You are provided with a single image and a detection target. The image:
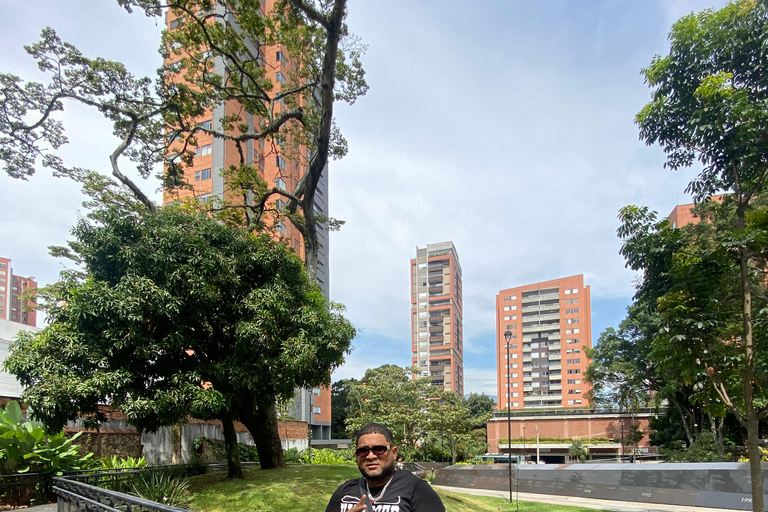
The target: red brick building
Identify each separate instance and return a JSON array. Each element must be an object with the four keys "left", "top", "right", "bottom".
[
  {"left": 0, "top": 257, "right": 37, "bottom": 327},
  {"left": 487, "top": 409, "right": 656, "bottom": 463},
  {"left": 496, "top": 275, "right": 591, "bottom": 410}
]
